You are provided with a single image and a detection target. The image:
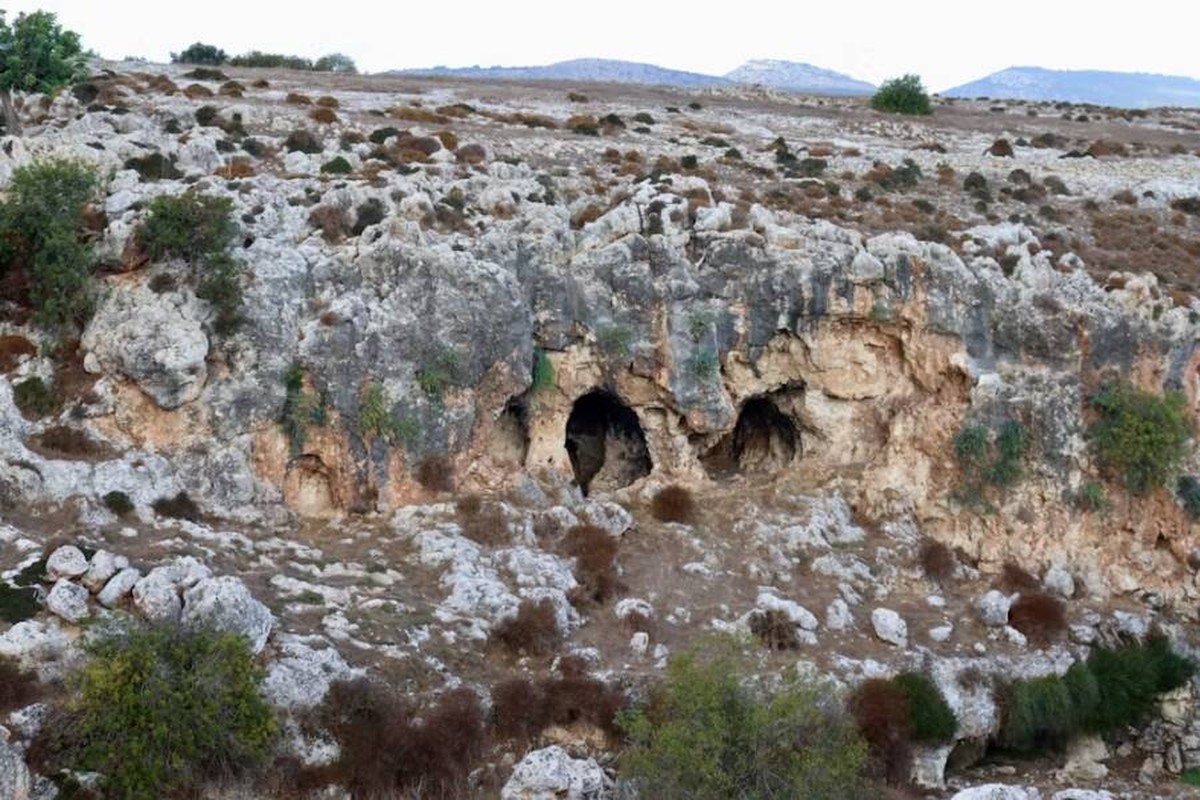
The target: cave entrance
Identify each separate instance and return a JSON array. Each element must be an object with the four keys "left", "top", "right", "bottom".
[
  {"left": 702, "top": 393, "right": 801, "bottom": 478},
  {"left": 487, "top": 397, "right": 530, "bottom": 467},
  {"left": 565, "top": 389, "right": 652, "bottom": 494}
]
